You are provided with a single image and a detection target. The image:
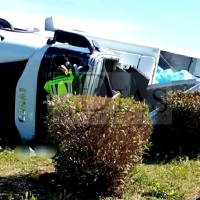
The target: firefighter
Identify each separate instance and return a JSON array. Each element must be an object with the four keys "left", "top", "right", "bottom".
[
  {"left": 44, "top": 58, "right": 75, "bottom": 97},
  {"left": 44, "top": 55, "right": 86, "bottom": 97}
]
